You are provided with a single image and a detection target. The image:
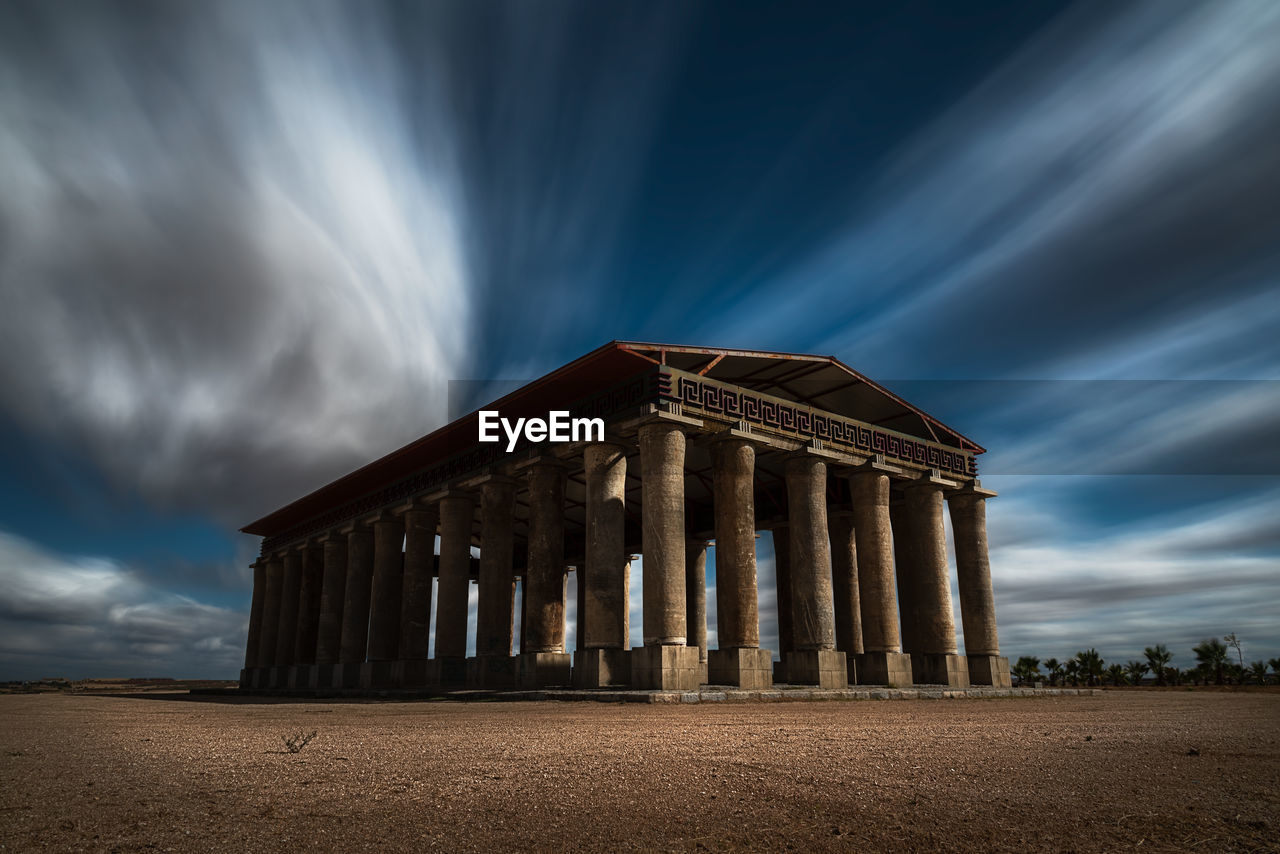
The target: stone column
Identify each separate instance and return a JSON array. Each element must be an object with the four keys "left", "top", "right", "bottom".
[
  {"left": 772, "top": 525, "right": 794, "bottom": 661},
  {"left": 782, "top": 455, "right": 846, "bottom": 688},
  {"left": 707, "top": 437, "right": 771, "bottom": 688},
  {"left": 576, "top": 443, "right": 631, "bottom": 687},
  {"left": 848, "top": 470, "right": 912, "bottom": 686},
  {"left": 634, "top": 421, "right": 700, "bottom": 690},
  {"left": 397, "top": 506, "right": 438, "bottom": 687},
  {"left": 336, "top": 525, "right": 374, "bottom": 688},
  {"left": 241, "top": 560, "right": 266, "bottom": 688},
  {"left": 889, "top": 499, "right": 922, "bottom": 655},
  {"left": 948, "top": 486, "right": 1010, "bottom": 687},
  {"left": 433, "top": 492, "right": 475, "bottom": 684},
  {"left": 470, "top": 478, "right": 517, "bottom": 687},
  {"left": 274, "top": 550, "right": 303, "bottom": 686},
  {"left": 903, "top": 478, "right": 968, "bottom": 687},
  {"left": 829, "top": 513, "right": 863, "bottom": 685},
  {"left": 256, "top": 557, "right": 284, "bottom": 673},
  {"left": 291, "top": 546, "right": 323, "bottom": 685},
  {"left": 520, "top": 461, "right": 571, "bottom": 687},
  {"left": 362, "top": 516, "right": 405, "bottom": 688},
  {"left": 685, "top": 539, "right": 708, "bottom": 666},
  {"left": 315, "top": 533, "right": 348, "bottom": 670}
]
